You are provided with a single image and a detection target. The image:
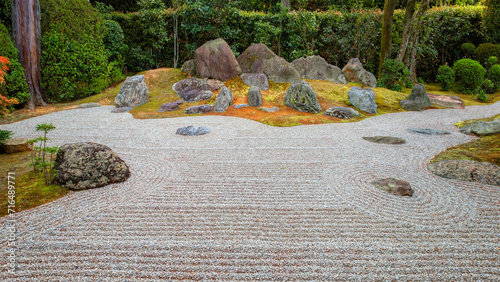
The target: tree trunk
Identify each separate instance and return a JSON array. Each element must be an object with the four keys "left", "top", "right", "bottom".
[
  {"left": 12, "top": 0, "right": 46, "bottom": 110},
  {"left": 378, "top": 0, "right": 397, "bottom": 79},
  {"left": 397, "top": 0, "right": 429, "bottom": 83},
  {"left": 397, "top": 0, "right": 416, "bottom": 63}
]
